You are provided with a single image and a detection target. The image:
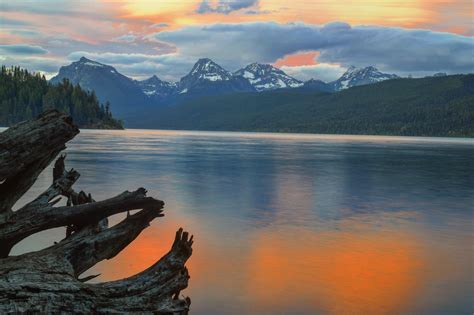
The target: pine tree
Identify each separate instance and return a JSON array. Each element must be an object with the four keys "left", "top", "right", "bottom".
[{"left": 0, "top": 66, "right": 122, "bottom": 129}]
